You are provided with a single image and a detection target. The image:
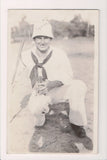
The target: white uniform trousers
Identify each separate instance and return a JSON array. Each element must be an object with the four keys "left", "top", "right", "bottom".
[{"left": 47, "top": 79, "right": 87, "bottom": 126}]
